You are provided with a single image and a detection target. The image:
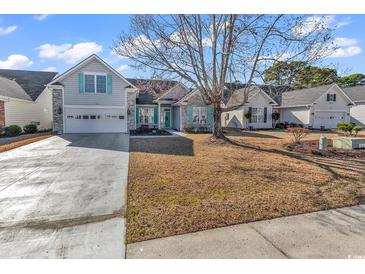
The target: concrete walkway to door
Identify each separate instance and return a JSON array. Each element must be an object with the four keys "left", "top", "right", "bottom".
[
  {"left": 127, "top": 204, "right": 365, "bottom": 259},
  {"left": 0, "top": 133, "right": 129, "bottom": 259}
]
